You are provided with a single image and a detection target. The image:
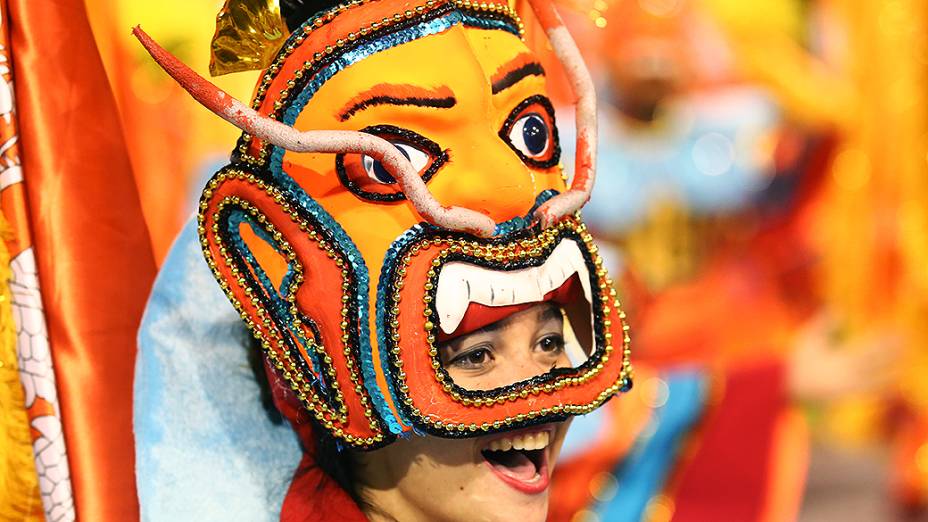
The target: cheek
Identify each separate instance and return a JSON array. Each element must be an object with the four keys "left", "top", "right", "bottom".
[{"left": 549, "top": 420, "right": 573, "bottom": 468}]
